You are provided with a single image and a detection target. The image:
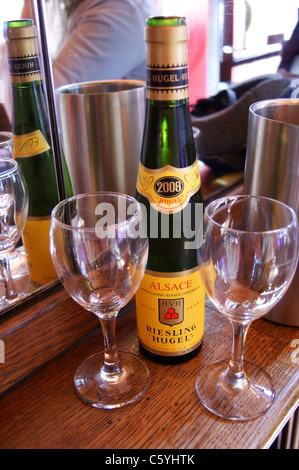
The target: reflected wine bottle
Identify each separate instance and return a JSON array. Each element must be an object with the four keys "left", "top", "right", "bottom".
[
  {"left": 4, "top": 19, "right": 72, "bottom": 286},
  {"left": 135, "top": 16, "right": 205, "bottom": 363}
]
